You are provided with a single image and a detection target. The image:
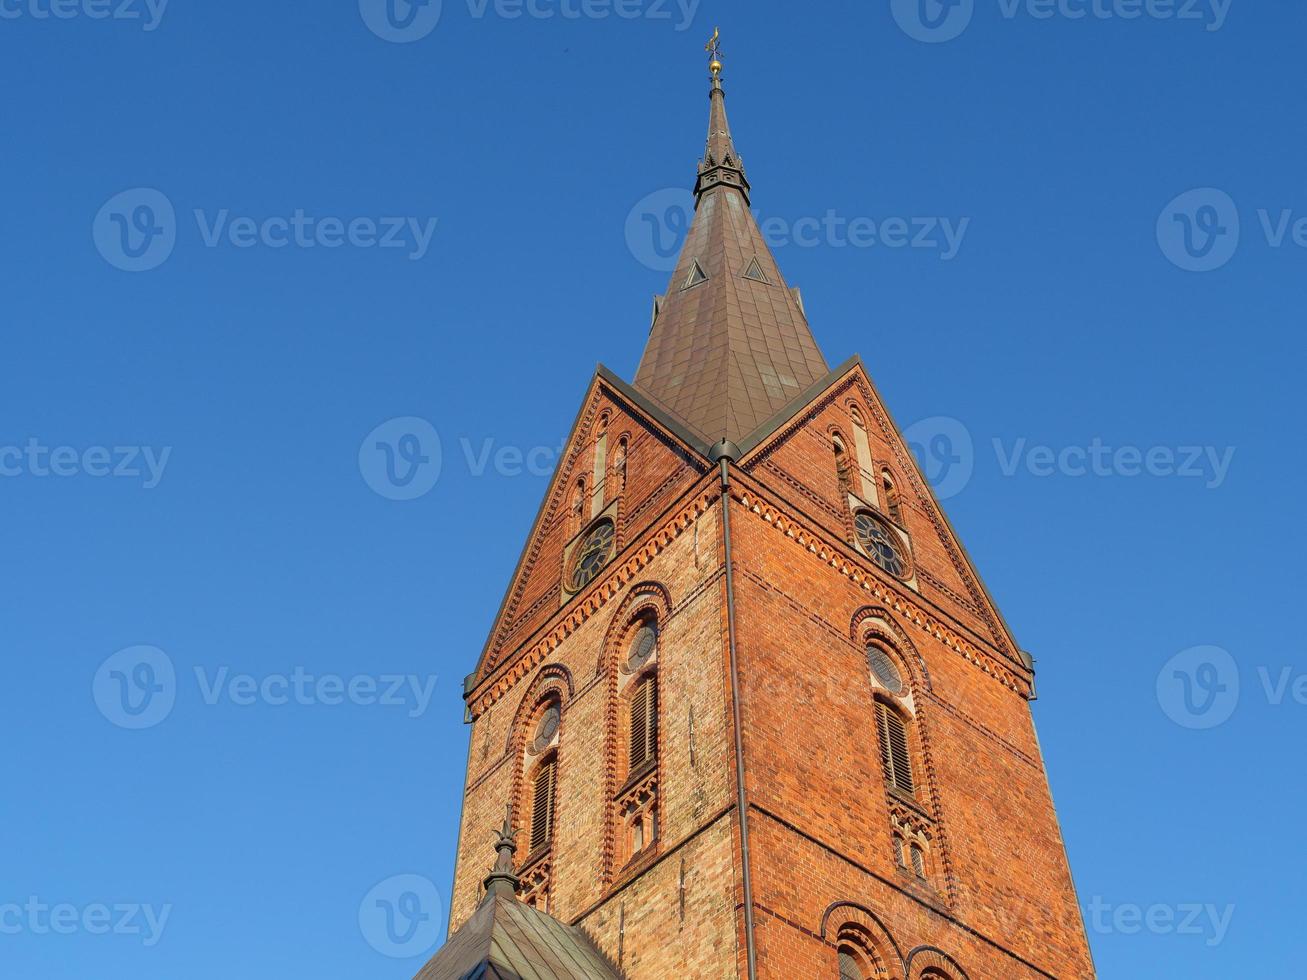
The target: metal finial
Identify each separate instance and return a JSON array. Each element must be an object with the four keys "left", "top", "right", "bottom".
[
  {"left": 482, "top": 806, "right": 521, "bottom": 898},
  {"left": 705, "top": 27, "right": 723, "bottom": 76}
]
